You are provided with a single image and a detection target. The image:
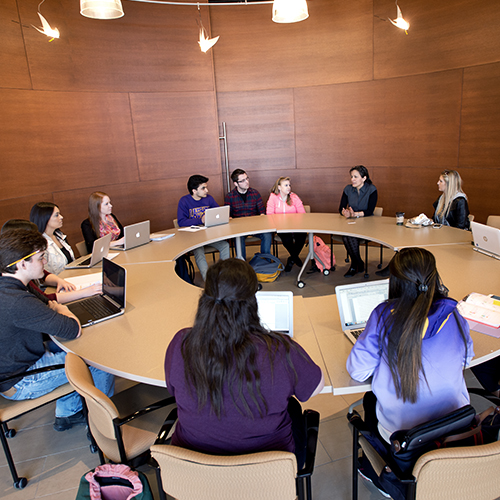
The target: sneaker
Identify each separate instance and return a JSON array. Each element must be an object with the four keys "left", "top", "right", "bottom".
[
  {"left": 358, "top": 468, "right": 391, "bottom": 498},
  {"left": 53, "top": 410, "right": 86, "bottom": 432}
]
